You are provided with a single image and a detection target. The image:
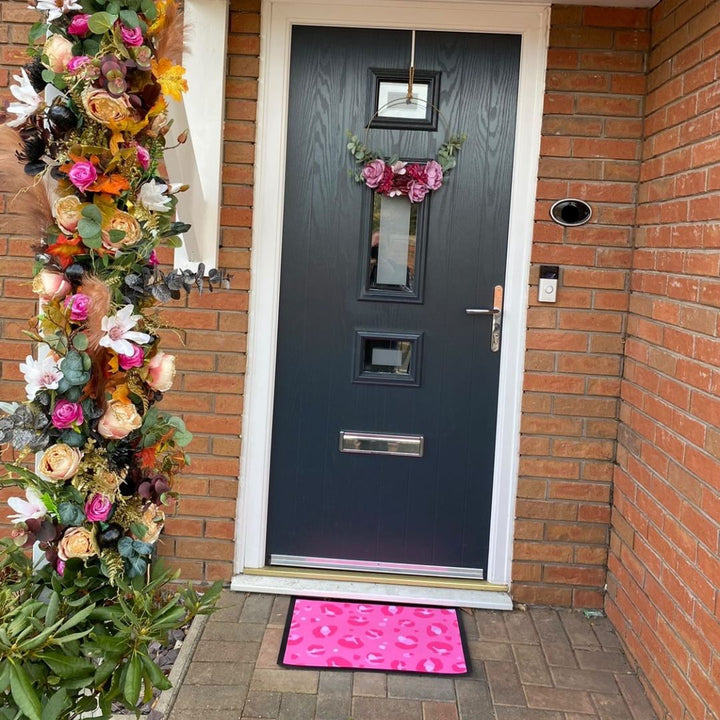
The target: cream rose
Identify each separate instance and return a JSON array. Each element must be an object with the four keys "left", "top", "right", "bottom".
[
  {"left": 97, "top": 401, "right": 142, "bottom": 440},
  {"left": 82, "top": 88, "right": 131, "bottom": 126},
  {"left": 58, "top": 527, "right": 97, "bottom": 561},
  {"left": 39, "top": 444, "right": 83, "bottom": 482},
  {"left": 147, "top": 351, "right": 176, "bottom": 392},
  {"left": 137, "top": 503, "right": 165, "bottom": 544},
  {"left": 43, "top": 35, "right": 74, "bottom": 73},
  {"left": 32, "top": 270, "right": 71, "bottom": 300},
  {"left": 102, "top": 210, "right": 141, "bottom": 251},
  {"left": 53, "top": 195, "right": 85, "bottom": 234}
]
